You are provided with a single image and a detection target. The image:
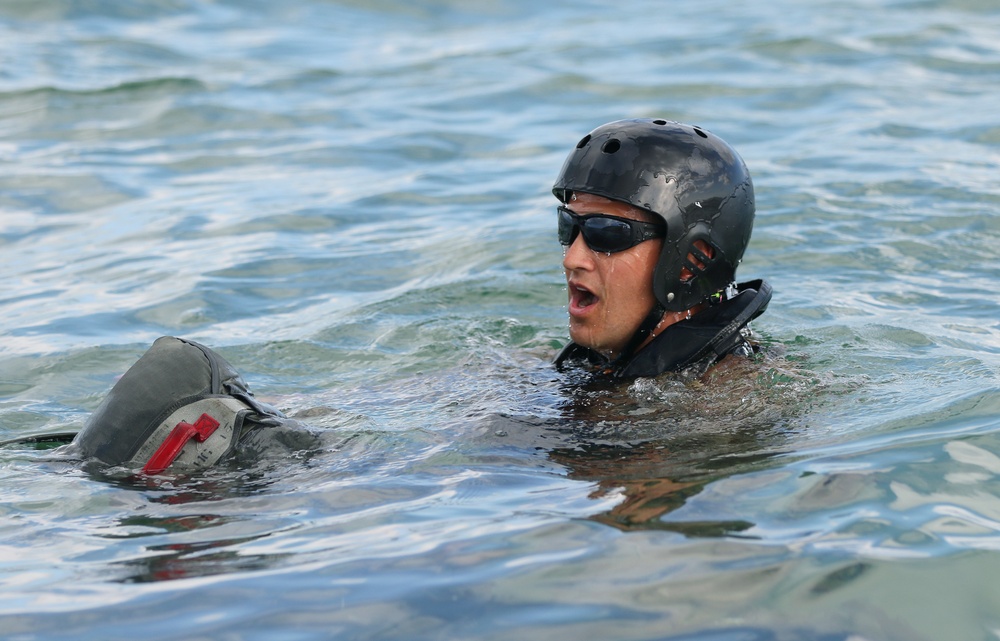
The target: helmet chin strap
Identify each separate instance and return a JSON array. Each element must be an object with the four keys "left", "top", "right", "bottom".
[
  {"left": 610, "top": 284, "right": 731, "bottom": 369},
  {"left": 611, "top": 303, "right": 666, "bottom": 368}
]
